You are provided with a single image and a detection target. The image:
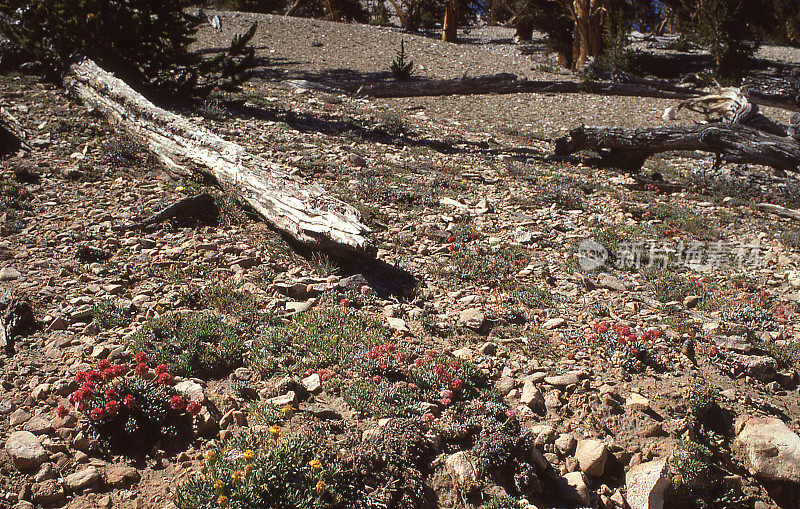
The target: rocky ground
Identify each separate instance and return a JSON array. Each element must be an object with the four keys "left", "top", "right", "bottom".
[{"left": 2, "top": 11, "right": 800, "bottom": 509}]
